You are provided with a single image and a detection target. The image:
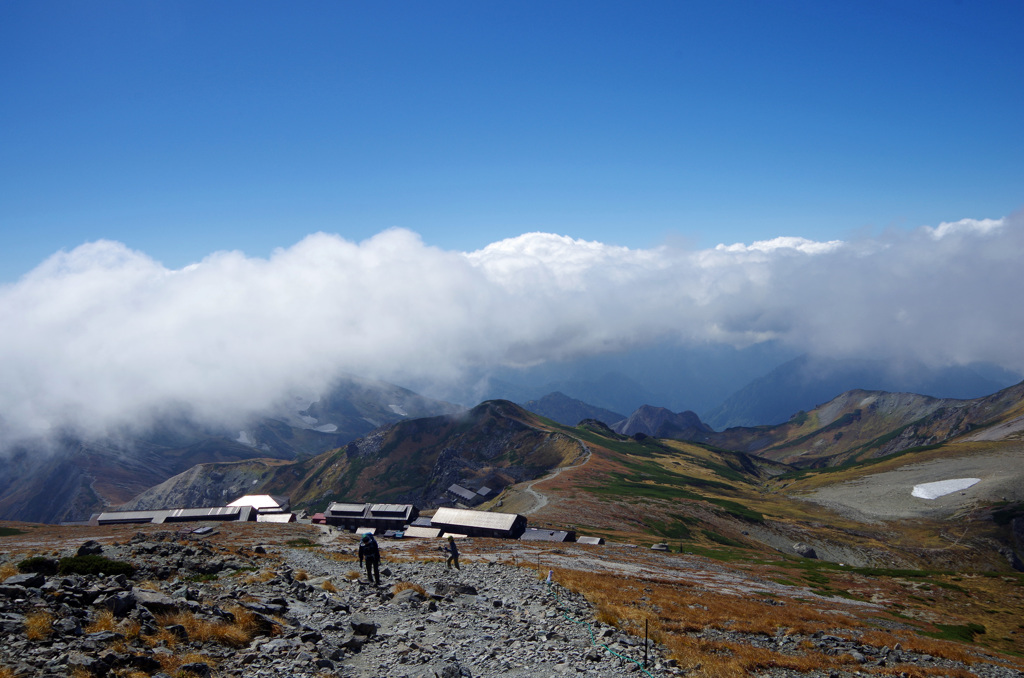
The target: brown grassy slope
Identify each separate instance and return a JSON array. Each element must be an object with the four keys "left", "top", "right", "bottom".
[
  {"left": 494, "top": 418, "right": 1023, "bottom": 575},
  {"left": 706, "top": 380, "right": 1024, "bottom": 468}
]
